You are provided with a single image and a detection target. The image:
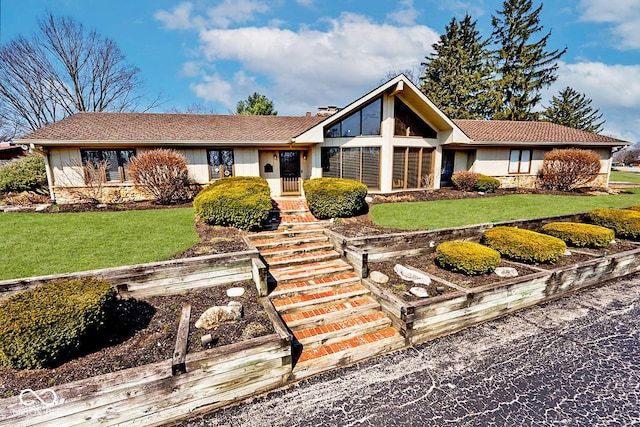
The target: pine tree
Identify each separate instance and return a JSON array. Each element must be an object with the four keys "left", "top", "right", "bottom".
[
  {"left": 235, "top": 92, "right": 277, "bottom": 116},
  {"left": 420, "top": 14, "right": 494, "bottom": 119},
  {"left": 542, "top": 87, "right": 604, "bottom": 133},
  {"left": 491, "top": 0, "right": 566, "bottom": 121}
]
